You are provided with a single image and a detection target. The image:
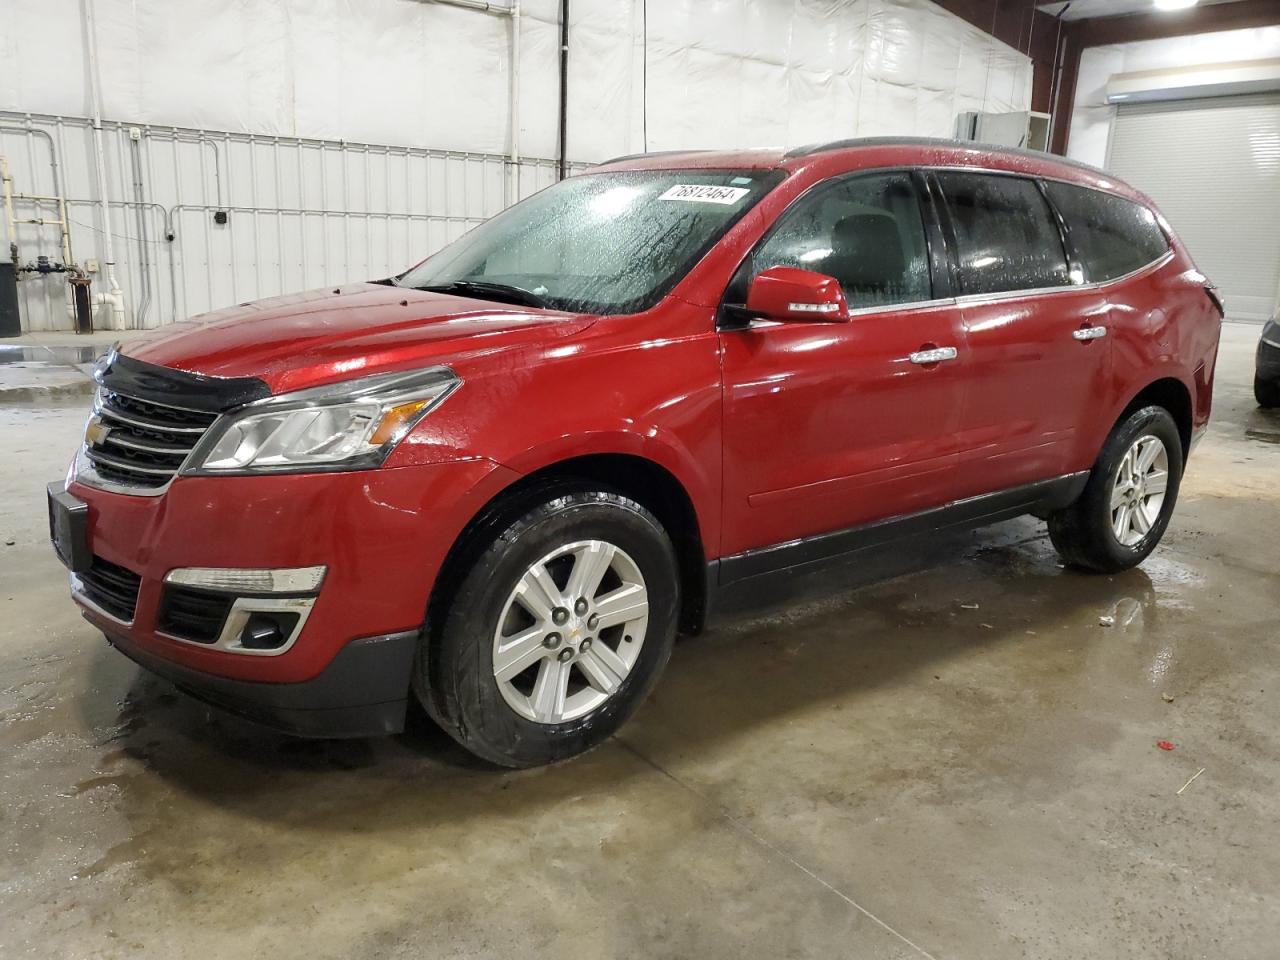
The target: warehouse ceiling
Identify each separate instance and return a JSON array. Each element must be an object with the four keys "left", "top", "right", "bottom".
[{"left": 1036, "top": 0, "right": 1249, "bottom": 19}]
